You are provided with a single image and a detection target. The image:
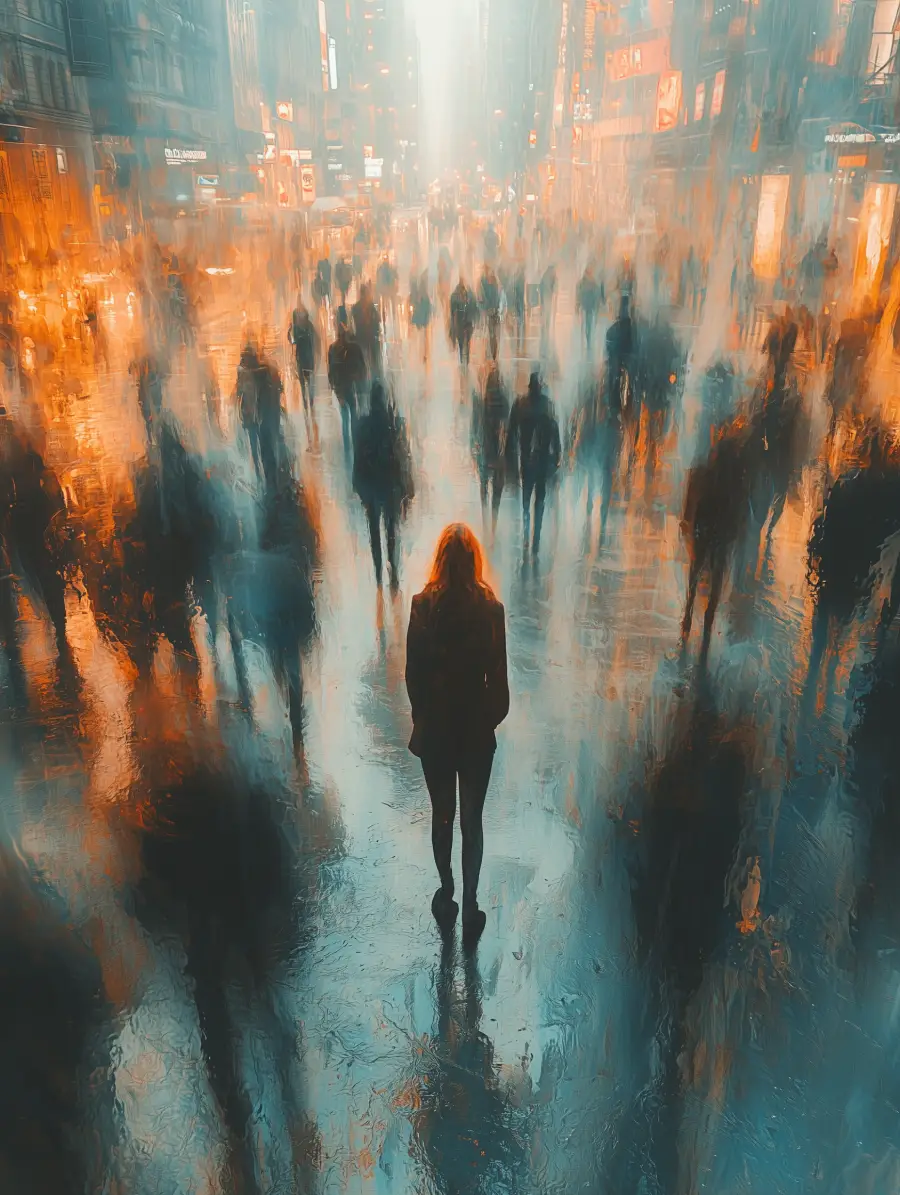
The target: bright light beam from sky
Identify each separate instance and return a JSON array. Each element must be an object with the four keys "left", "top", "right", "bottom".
[{"left": 410, "top": 0, "right": 478, "bottom": 180}]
